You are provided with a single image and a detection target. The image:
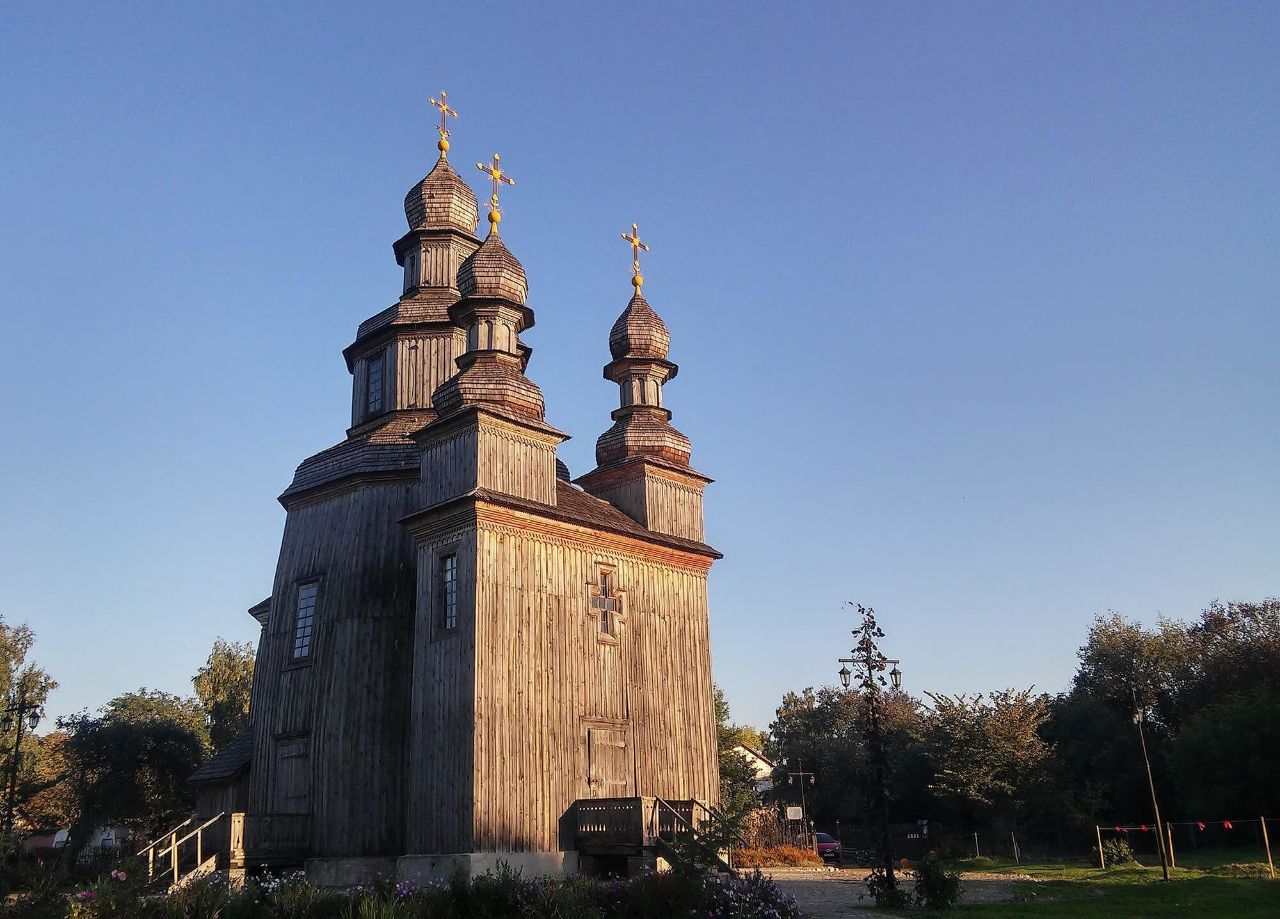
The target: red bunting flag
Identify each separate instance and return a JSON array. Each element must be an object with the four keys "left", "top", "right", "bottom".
[
  {"left": 1197, "top": 822, "right": 1206, "bottom": 831},
  {"left": 1141, "top": 824, "right": 1149, "bottom": 832},
  {"left": 1224, "top": 820, "right": 1233, "bottom": 830}
]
